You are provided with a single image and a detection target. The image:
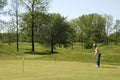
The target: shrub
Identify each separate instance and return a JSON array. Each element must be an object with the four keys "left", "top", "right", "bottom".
[{"left": 84, "top": 42, "right": 93, "bottom": 49}]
